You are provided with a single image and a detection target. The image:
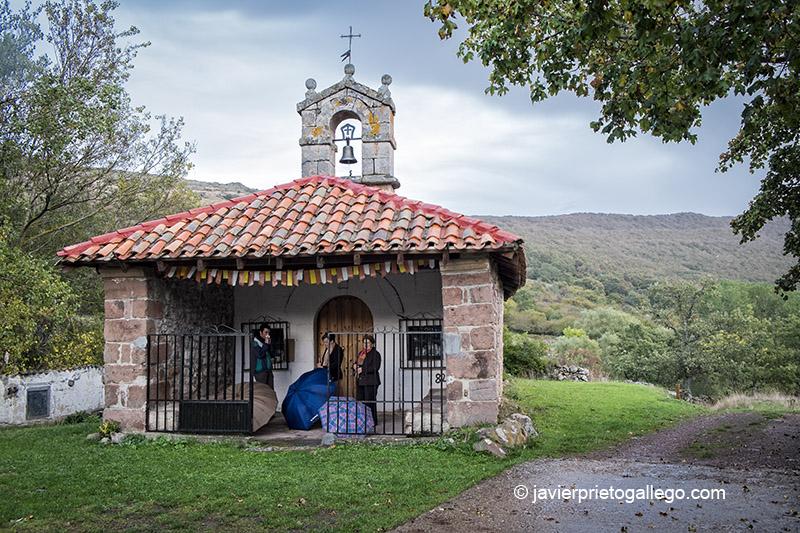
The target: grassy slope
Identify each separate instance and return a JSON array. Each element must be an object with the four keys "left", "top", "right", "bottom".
[{"left": 0, "top": 381, "right": 703, "bottom": 532}]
